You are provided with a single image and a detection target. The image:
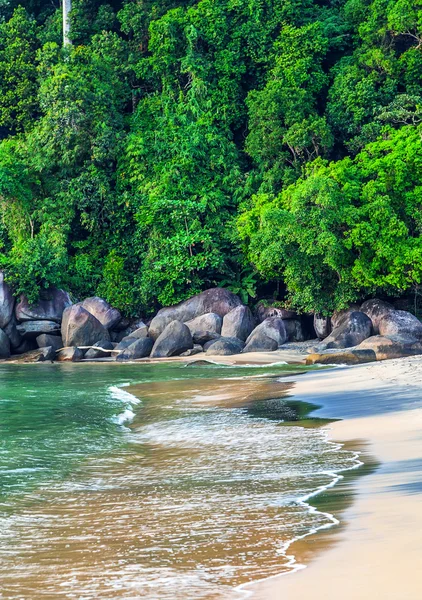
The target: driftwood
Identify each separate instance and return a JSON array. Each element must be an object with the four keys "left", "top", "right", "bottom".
[{"left": 57, "top": 345, "right": 120, "bottom": 354}]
